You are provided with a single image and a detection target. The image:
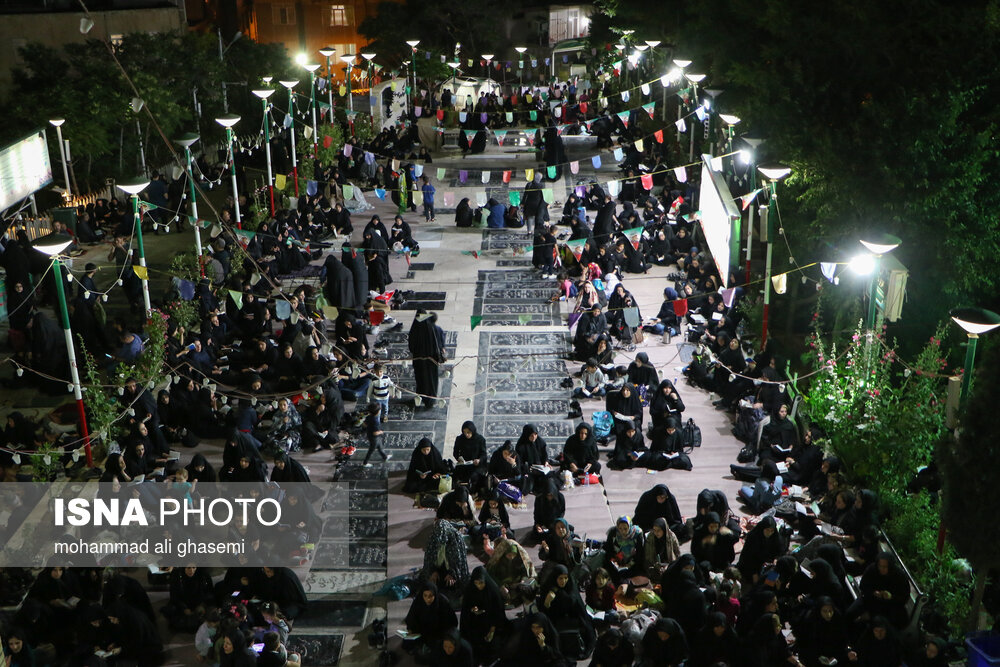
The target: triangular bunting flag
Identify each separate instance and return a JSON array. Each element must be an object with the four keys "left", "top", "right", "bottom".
[
  {"left": 821, "top": 263, "right": 838, "bottom": 283},
  {"left": 674, "top": 167, "right": 687, "bottom": 183},
  {"left": 547, "top": 166, "right": 557, "bottom": 178},
  {"left": 228, "top": 290, "right": 244, "bottom": 311},
  {"left": 471, "top": 315, "right": 483, "bottom": 330},
  {"left": 740, "top": 188, "right": 764, "bottom": 210},
  {"left": 342, "top": 184, "right": 354, "bottom": 200},
  {"left": 721, "top": 288, "right": 736, "bottom": 308},
  {"left": 375, "top": 188, "right": 386, "bottom": 200},
  {"left": 132, "top": 265, "right": 148, "bottom": 280},
  {"left": 675, "top": 119, "right": 686, "bottom": 133},
  {"left": 635, "top": 139, "right": 644, "bottom": 152},
  {"left": 772, "top": 273, "right": 788, "bottom": 295},
  {"left": 495, "top": 129, "right": 507, "bottom": 146},
  {"left": 526, "top": 133, "right": 535, "bottom": 146},
  {"left": 695, "top": 107, "right": 708, "bottom": 122},
  {"left": 654, "top": 129, "right": 664, "bottom": 143},
  {"left": 617, "top": 111, "right": 629, "bottom": 128},
  {"left": 518, "top": 314, "right": 532, "bottom": 325},
  {"left": 570, "top": 161, "right": 579, "bottom": 174},
  {"left": 566, "top": 238, "right": 586, "bottom": 259}
]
